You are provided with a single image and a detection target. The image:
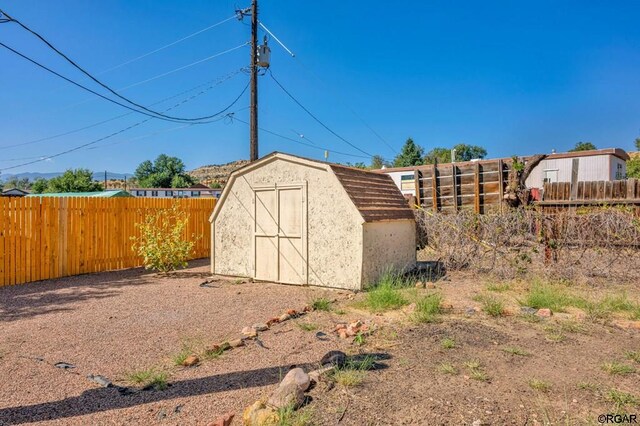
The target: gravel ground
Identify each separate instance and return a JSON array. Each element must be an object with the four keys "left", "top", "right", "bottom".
[{"left": 0, "top": 260, "right": 353, "bottom": 425}]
